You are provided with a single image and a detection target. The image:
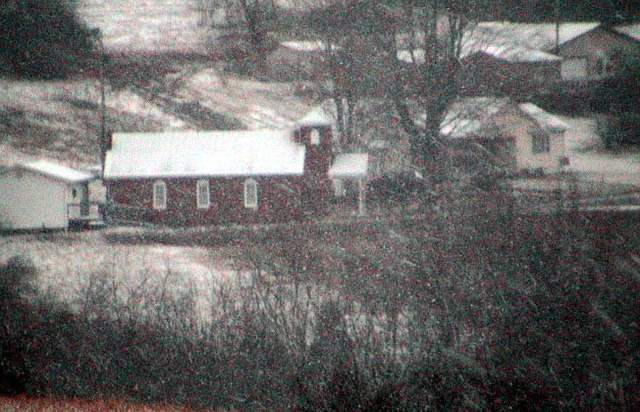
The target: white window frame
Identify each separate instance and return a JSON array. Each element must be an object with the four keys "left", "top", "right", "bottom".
[
  {"left": 244, "top": 178, "right": 258, "bottom": 209},
  {"left": 310, "top": 128, "right": 320, "bottom": 145},
  {"left": 531, "top": 130, "right": 550, "bottom": 154},
  {"left": 196, "top": 179, "right": 210, "bottom": 209},
  {"left": 153, "top": 180, "right": 167, "bottom": 210}
]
